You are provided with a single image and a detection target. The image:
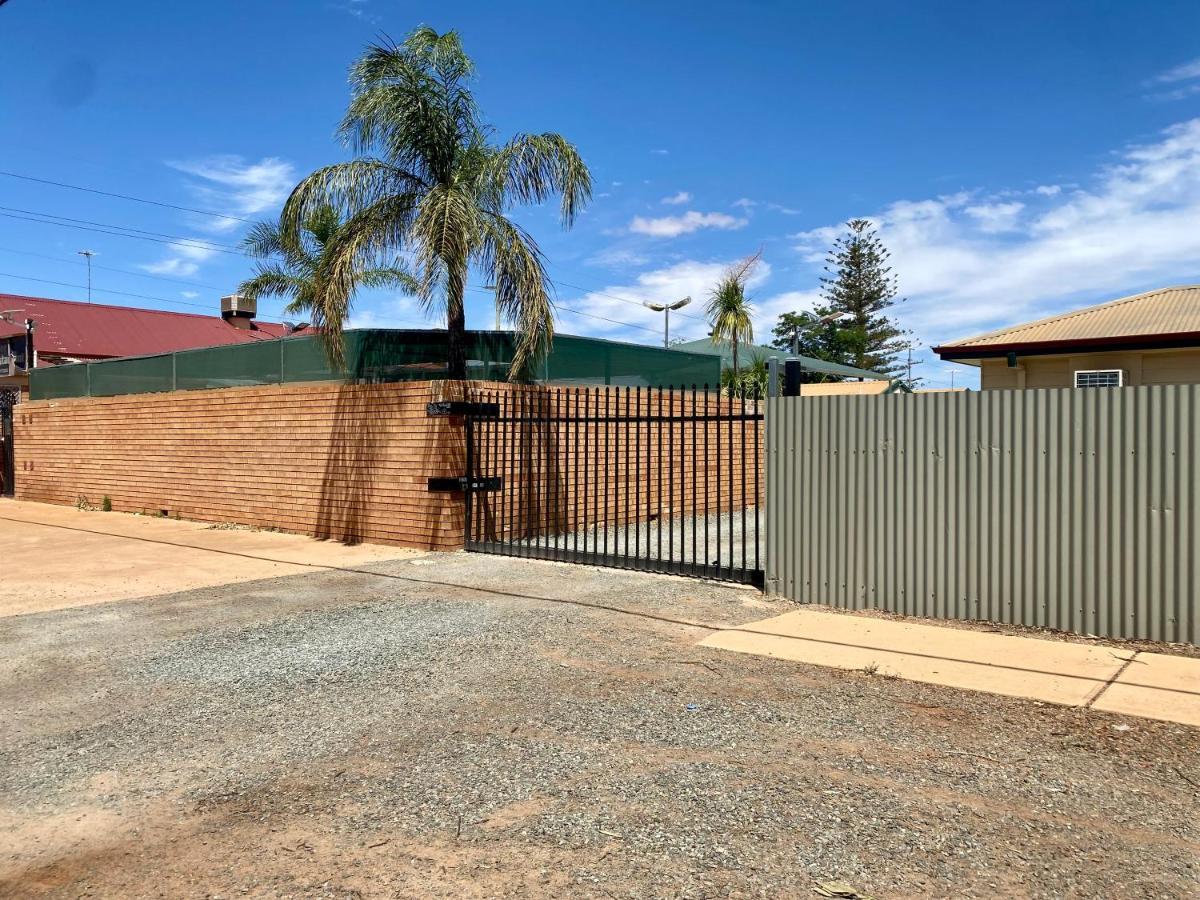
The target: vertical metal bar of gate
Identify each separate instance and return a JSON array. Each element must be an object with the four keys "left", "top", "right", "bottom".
[{"left": 463, "top": 384, "right": 763, "bottom": 587}]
